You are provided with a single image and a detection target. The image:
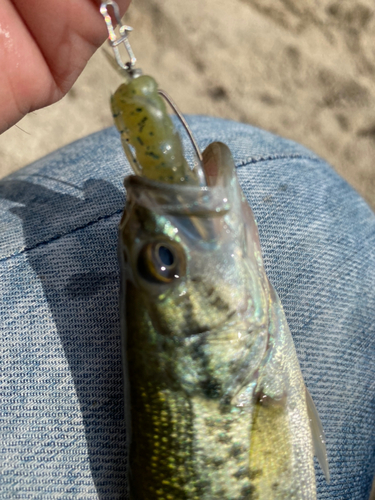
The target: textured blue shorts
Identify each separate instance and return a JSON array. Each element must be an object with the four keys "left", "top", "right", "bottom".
[{"left": 0, "top": 117, "right": 374, "bottom": 499}]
